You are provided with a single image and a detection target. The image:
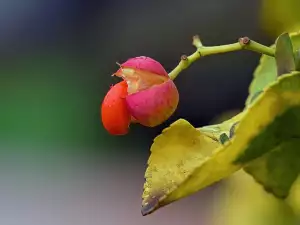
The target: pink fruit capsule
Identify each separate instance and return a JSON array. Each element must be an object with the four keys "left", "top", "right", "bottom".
[{"left": 101, "top": 56, "right": 179, "bottom": 135}]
